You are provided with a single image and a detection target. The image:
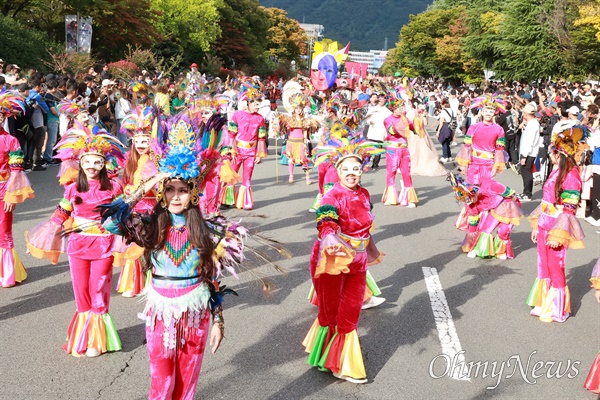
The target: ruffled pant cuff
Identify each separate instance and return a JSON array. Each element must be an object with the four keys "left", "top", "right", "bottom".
[
  {"left": 64, "top": 311, "right": 122, "bottom": 356},
  {"left": 320, "top": 330, "right": 366, "bottom": 379},
  {"left": 585, "top": 352, "right": 600, "bottom": 394},
  {"left": 0, "top": 247, "right": 27, "bottom": 287},
  {"left": 381, "top": 185, "right": 399, "bottom": 205},
  {"left": 235, "top": 185, "right": 253, "bottom": 210},
  {"left": 399, "top": 186, "right": 418, "bottom": 206}
]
